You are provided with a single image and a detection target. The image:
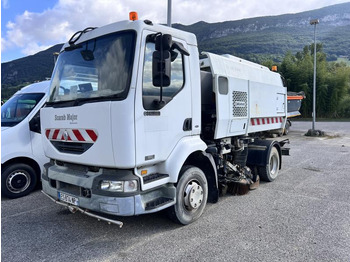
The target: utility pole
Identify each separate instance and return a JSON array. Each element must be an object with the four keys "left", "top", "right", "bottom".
[
  {"left": 167, "top": 0, "right": 172, "bottom": 27},
  {"left": 310, "top": 19, "right": 319, "bottom": 131},
  {"left": 306, "top": 19, "right": 324, "bottom": 137}
]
